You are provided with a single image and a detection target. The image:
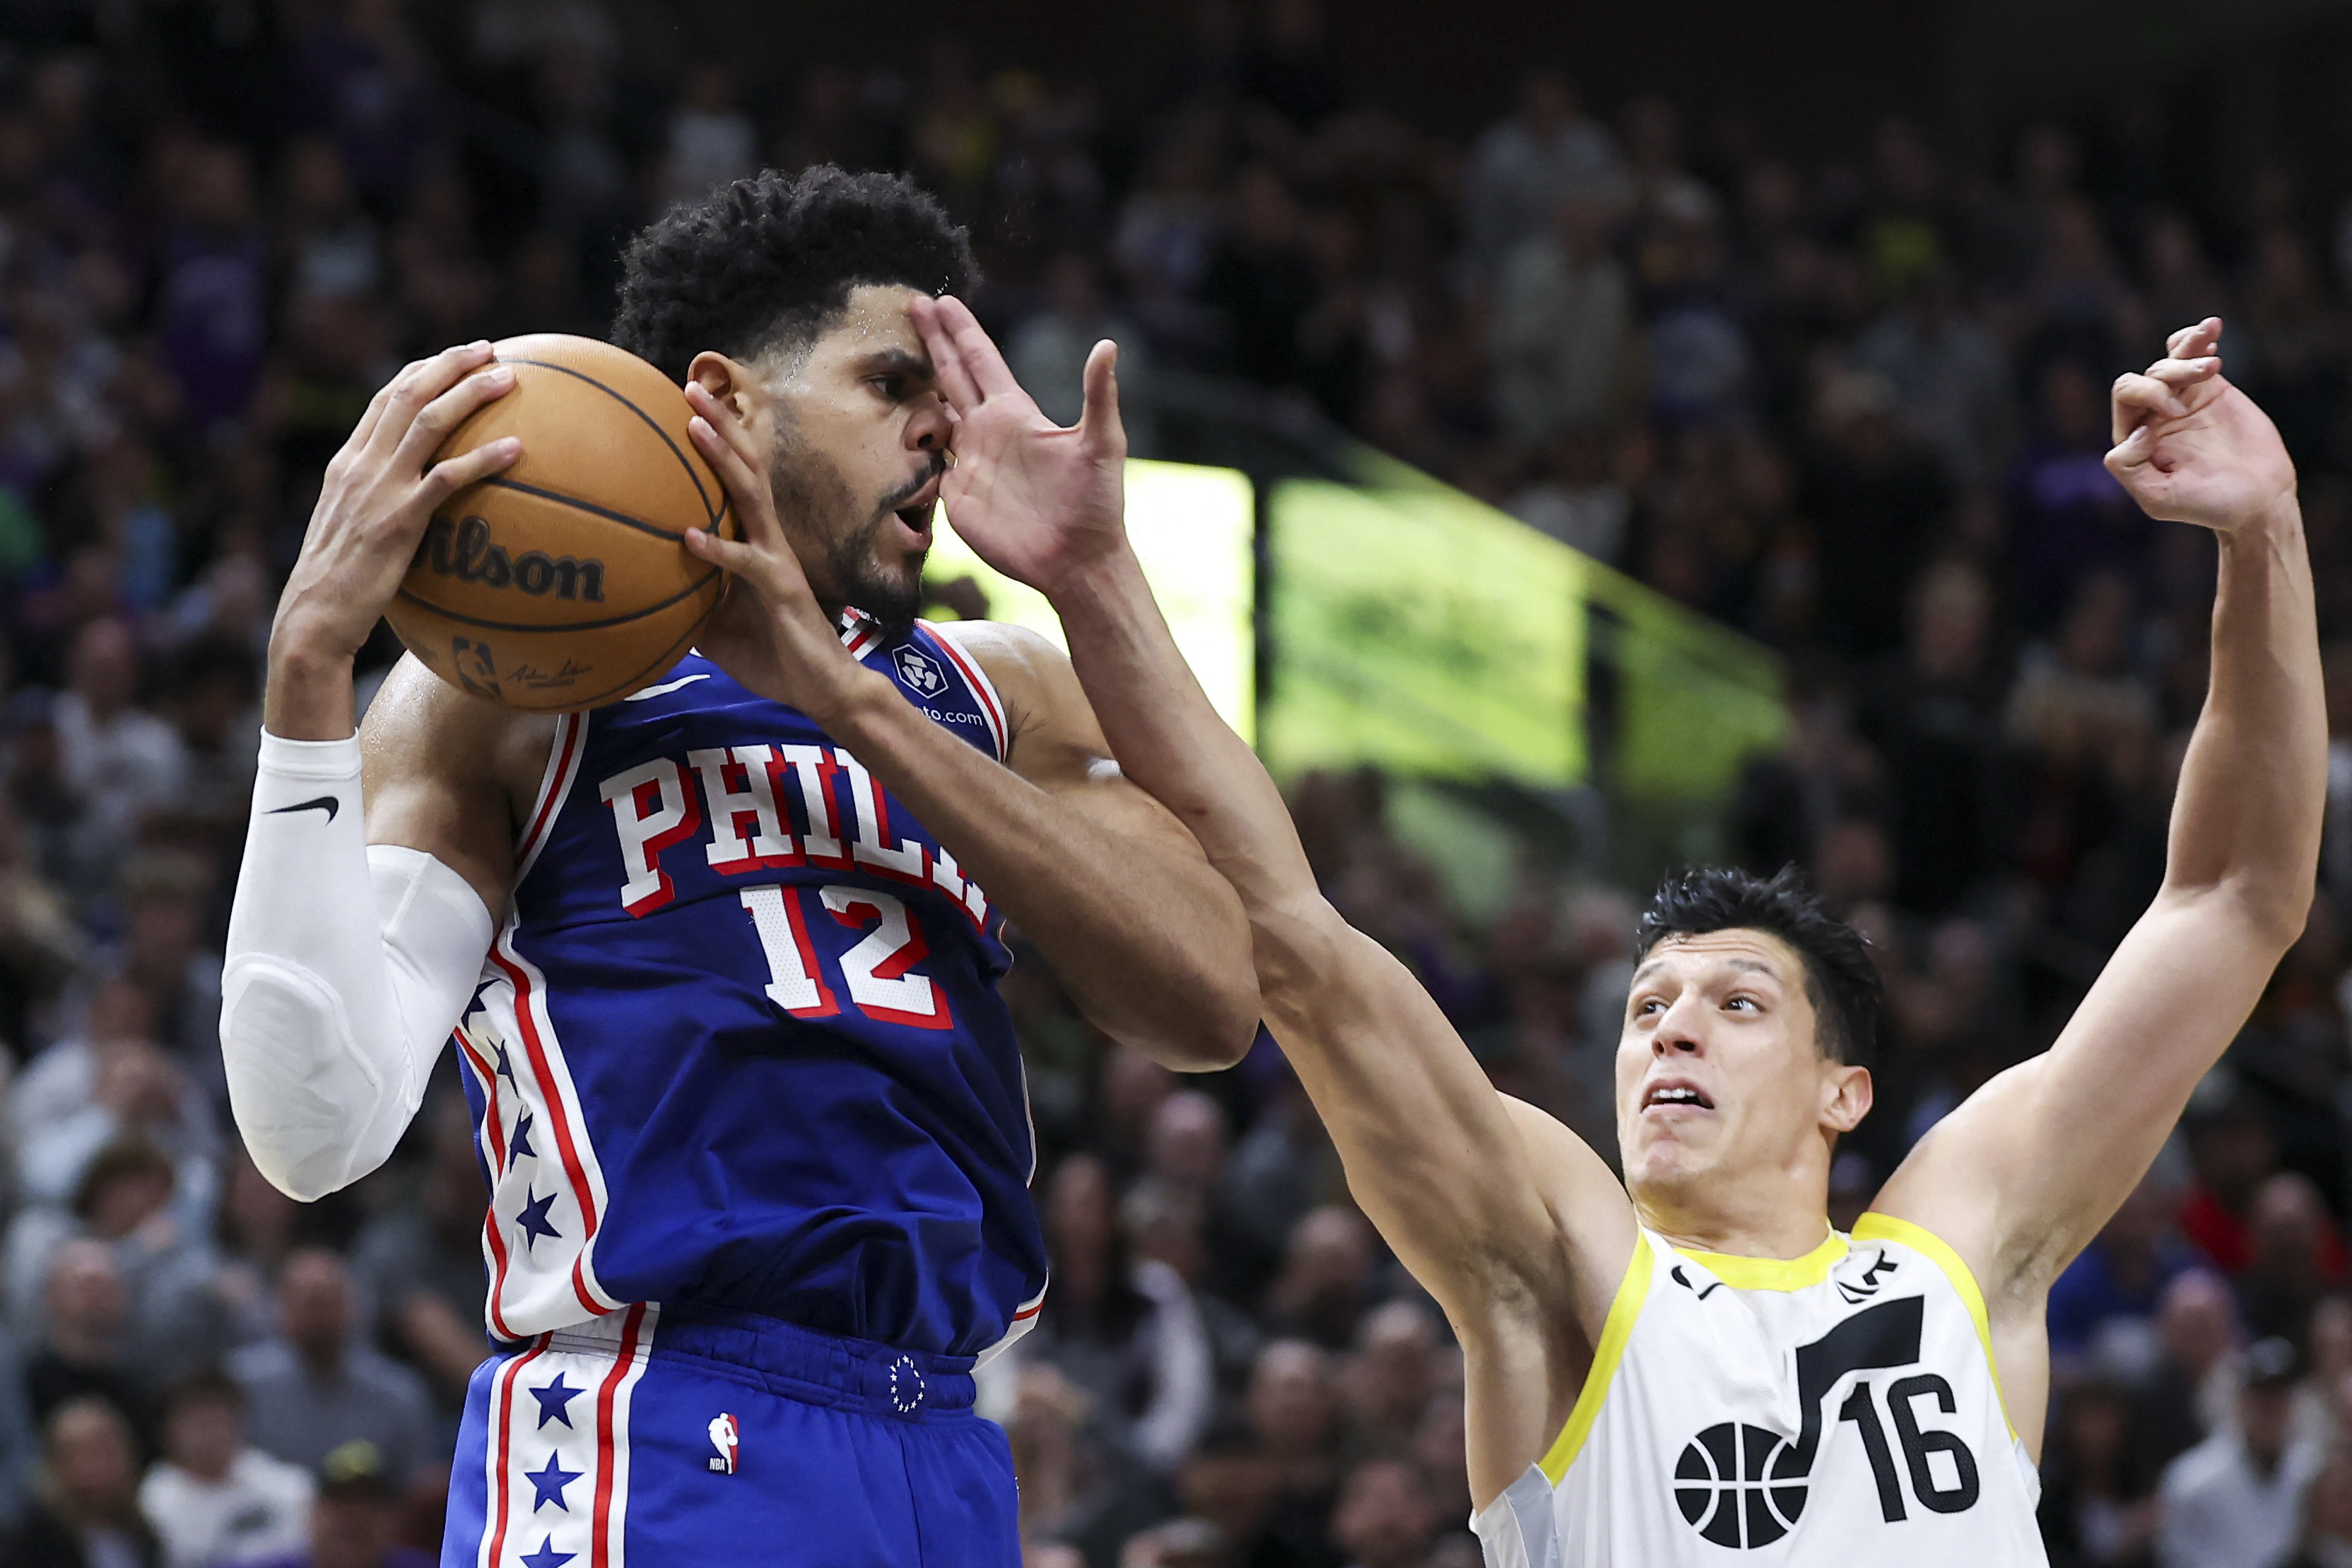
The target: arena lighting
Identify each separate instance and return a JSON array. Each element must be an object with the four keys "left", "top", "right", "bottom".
[
  {"left": 929, "top": 459, "right": 1257, "bottom": 741},
  {"left": 1265, "top": 477, "right": 1588, "bottom": 786},
  {"left": 1265, "top": 473, "right": 1784, "bottom": 798},
  {"left": 931, "top": 459, "right": 1782, "bottom": 800},
  {"left": 1589, "top": 555, "right": 1790, "bottom": 808}
]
